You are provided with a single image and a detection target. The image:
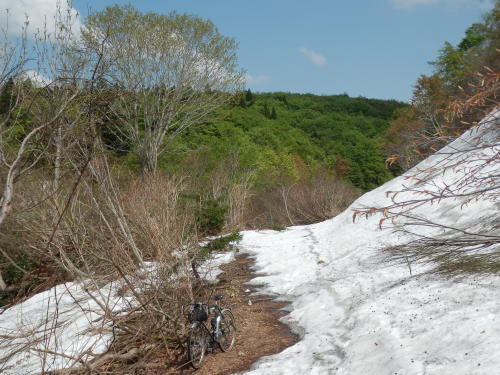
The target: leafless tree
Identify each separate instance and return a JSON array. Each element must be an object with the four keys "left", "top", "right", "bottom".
[
  {"left": 0, "top": 6, "right": 107, "bottom": 291},
  {"left": 82, "top": 5, "right": 244, "bottom": 172},
  {"left": 355, "top": 69, "right": 499, "bottom": 276}
]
